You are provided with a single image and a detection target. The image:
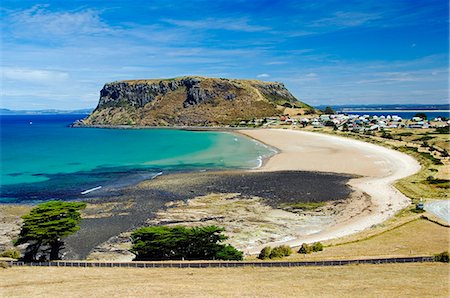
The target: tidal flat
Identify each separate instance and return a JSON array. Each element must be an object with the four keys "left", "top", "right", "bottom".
[{"left": 62, "top": 170, "right": 353, "bottom": 259}]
